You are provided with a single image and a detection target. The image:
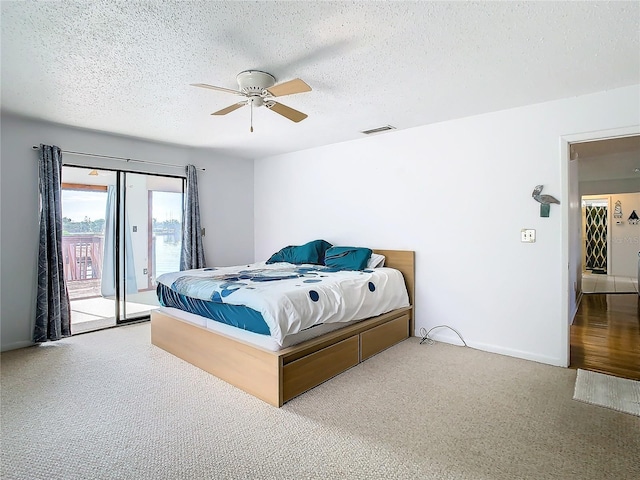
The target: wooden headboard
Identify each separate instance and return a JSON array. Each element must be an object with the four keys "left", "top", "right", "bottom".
[{"left": 374, "top": 249, "right": 415, "bottom": 334}]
